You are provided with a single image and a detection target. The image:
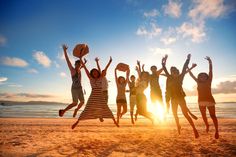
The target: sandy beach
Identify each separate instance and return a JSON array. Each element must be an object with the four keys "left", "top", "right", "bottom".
[{"left": 0, "top": 118, "right": 235, "bottom": 157}]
